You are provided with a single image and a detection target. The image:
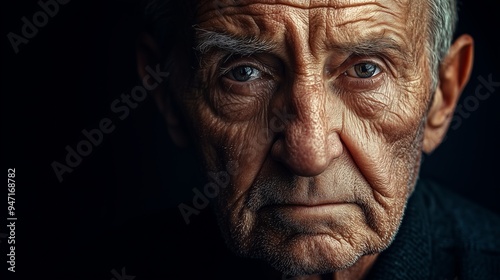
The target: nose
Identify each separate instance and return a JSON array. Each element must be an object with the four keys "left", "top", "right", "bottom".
[{"left": 271, "top": 74, "right": 342, "bottom": 177}]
